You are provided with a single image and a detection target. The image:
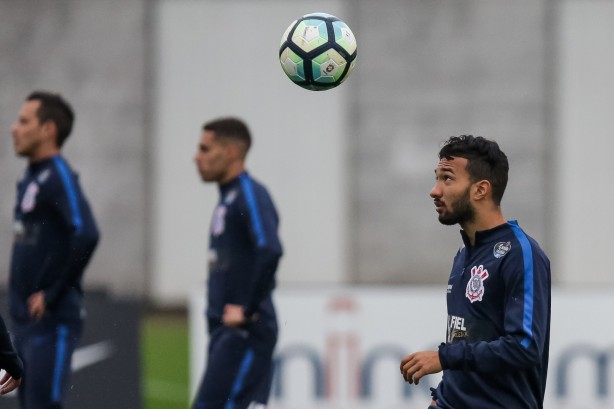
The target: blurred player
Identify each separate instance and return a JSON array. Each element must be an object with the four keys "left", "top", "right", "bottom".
[
  {"left": 400, "top": 135, "right": 551, "bottom": 409},
  {"left": 192, "top": 117, "right": 283, "bottom": 409},
  {"left": 0, "top": 313, "right": 23, "bottom": 395},
  {"left": 9, "top": 91, "right": 100, "bottom": 408}
]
